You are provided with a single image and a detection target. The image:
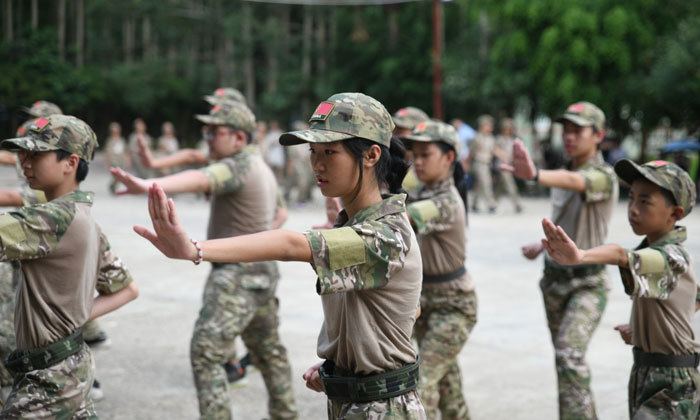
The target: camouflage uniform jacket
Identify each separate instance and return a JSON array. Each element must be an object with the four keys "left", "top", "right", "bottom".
[
  {"left": 621, "top": 226, "right": 700, "bottom": 355},
  {"left": 406, "top": 177, "right": 472, "bottom": 291},
  {"left": 306, "top": 194, "right": 423, "bottom": 374},
  {"left": 0, "top": 190, "right": 133, "bottom": 349}
]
